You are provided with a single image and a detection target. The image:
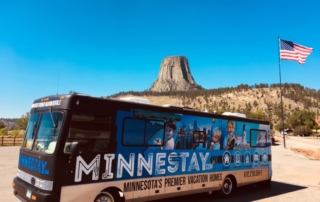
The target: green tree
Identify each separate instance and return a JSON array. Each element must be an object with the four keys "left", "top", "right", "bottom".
[
  {"left": 275, "top": 121, "right": 290, "bottom": 132},
  {"left": 15, "top": 112, "right": 30, "bottom": 130},
  {"left": 0, "top": 128, "right": 8, "bottom": 136},
  {"left": 0, "top": 121, "right": 5, "bottom": 129},
  {"left": 247, "top": 109, "right": 268, "bottom": 121},
  {"left": 286, "top": 110, "right": 316, "bottom": 135}
]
